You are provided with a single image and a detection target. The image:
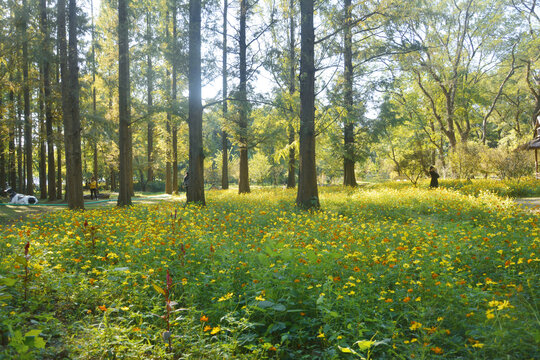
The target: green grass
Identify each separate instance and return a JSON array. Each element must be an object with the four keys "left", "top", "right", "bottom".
[{"left": 0, "top": 186, "right": 538, "bottom": 359}]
